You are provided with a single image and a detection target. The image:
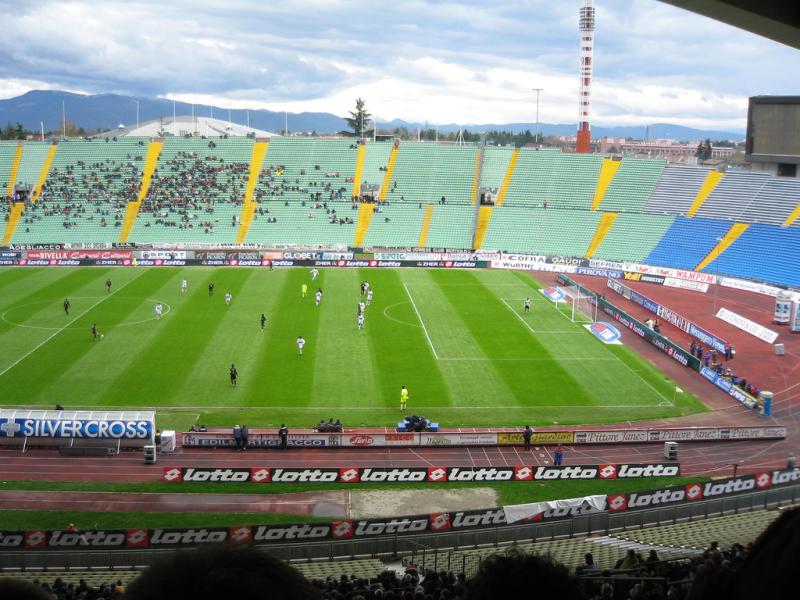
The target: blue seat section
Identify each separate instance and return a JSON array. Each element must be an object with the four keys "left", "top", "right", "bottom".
[
  {"left": 704, "top": 224, "right": 800, "bottom": 287},
  {"left": 645, "top": 217, "right": 731, "bottom": 270}
]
